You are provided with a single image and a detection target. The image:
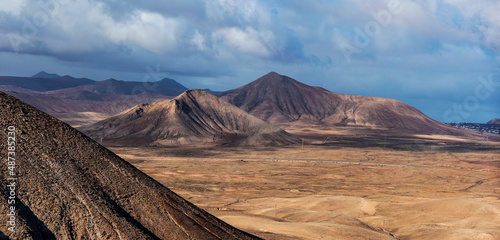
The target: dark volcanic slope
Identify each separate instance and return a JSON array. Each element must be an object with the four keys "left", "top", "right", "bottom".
[
  {"left": 0, "top": 92, "right": 261, "bottom": 240},
  {"left": 219, "top": 72, "right": 464, "bottom": 134},
  {"left": 80, "top": 89, "right": 298, "bottom": 146}
]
